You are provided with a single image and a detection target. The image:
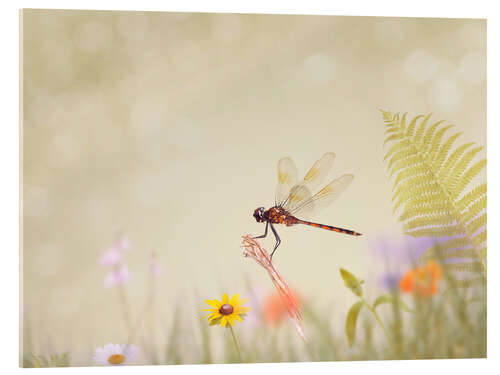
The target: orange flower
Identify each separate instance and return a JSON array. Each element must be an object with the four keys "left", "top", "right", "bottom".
[
  {"left": 399, "top": 261, "right": 443, "bottom": 297},
  {"left": 263, "top": 291, "right": 301, "bottom": 326}
]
